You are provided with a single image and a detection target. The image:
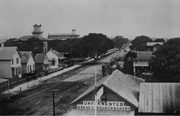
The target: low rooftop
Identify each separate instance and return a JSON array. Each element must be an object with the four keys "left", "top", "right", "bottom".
[
  {"left": 139, "top": 83, "right": 180, "bottom": 114},
  {"left": 71, "top": 70, "right": 145, "bottom": 107}
]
